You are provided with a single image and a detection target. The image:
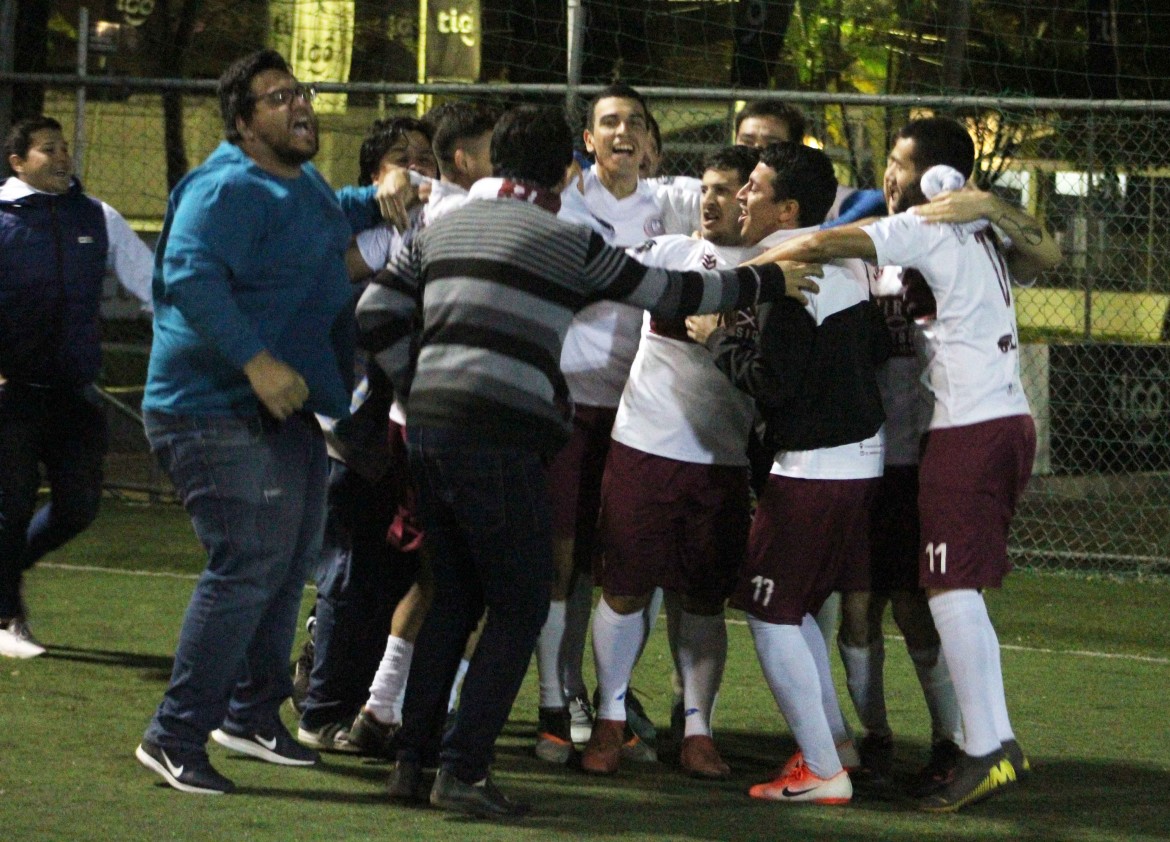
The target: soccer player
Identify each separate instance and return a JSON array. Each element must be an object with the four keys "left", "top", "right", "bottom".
[
  {"left": 582, "top": 145, "right": 770, "bottom": 778},
  {"left": 751, "top": 116, "right": 1062, "bottom": 812},
  {"left": 697, "top": 142, "right": 890, "bottom": 805},
  {"left": 355, "top": 104, "right": 803, "bottom": 818},
  {"left": 534, "top": 83, "right": 700, "bottom": 760}
]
